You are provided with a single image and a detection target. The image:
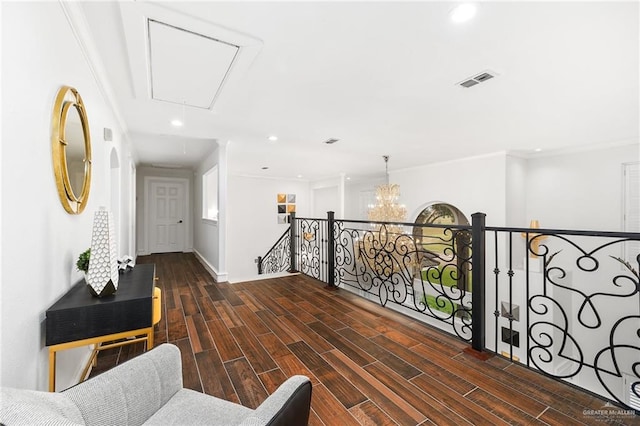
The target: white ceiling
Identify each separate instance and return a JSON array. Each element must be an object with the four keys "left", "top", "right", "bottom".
[
  {"left": 78, "top": 1, "right": 639, "bottom": 180},
  {"left": 147, "top": 19, "right": 239, "bottom": 109}
]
